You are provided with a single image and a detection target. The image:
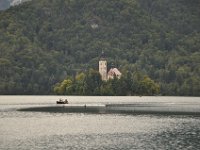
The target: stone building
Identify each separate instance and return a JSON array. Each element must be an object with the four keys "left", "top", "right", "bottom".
[
  {"left": 107, "top": 67, "right": 122, "bottom": 80},
  {"left": 99, "top": 52, "right": 122, "bottom": 81},
  {"left": 99, "top": 52, "right": 107, "bottom": 81}
]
